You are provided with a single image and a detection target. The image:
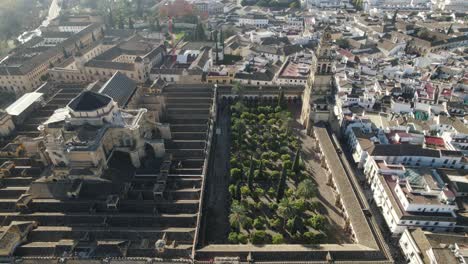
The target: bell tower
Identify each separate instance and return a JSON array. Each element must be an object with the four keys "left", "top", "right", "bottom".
[{"left": 301, "top": 26, "right": 336, "bottom": 133}]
